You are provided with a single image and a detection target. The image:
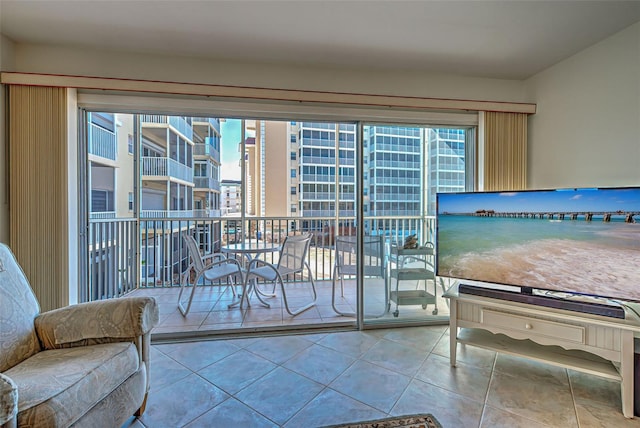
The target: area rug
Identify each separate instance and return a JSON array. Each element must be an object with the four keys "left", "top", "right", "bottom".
[{"left": 321, "top": 413, "right": 443, "bottom": 428}]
